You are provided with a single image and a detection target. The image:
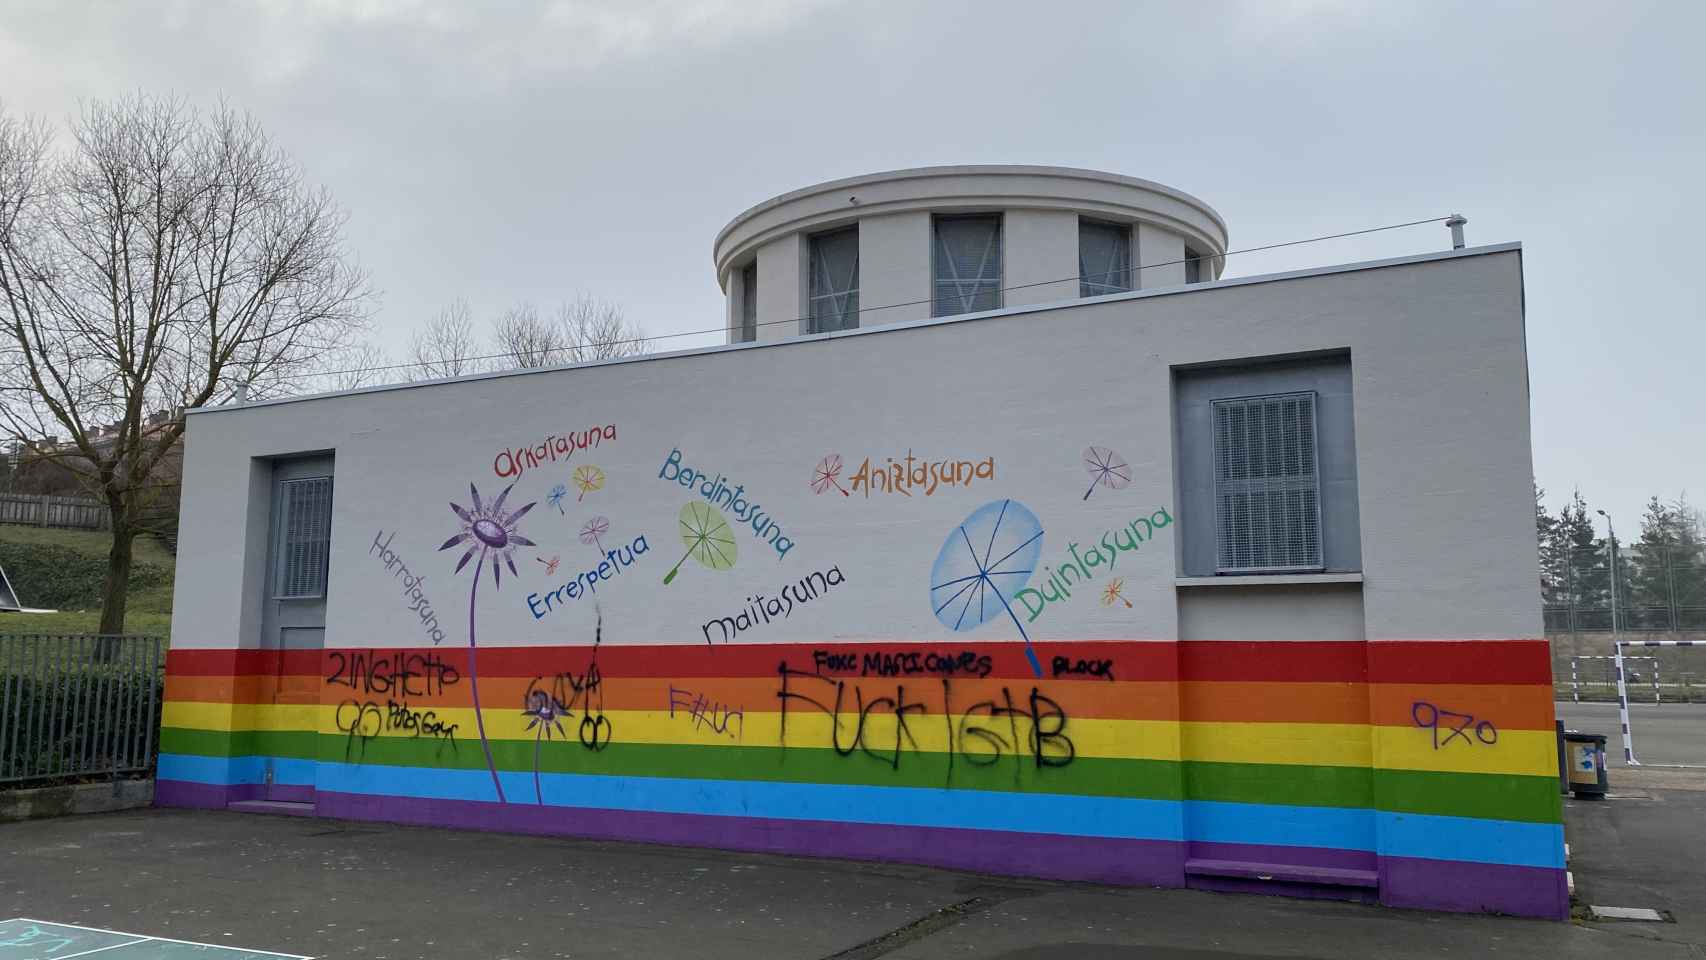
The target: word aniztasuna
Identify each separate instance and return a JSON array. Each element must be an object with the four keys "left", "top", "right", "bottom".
[
  {"left": 1014, "top": 509, "right": 1173, "bottom": 622},
  {"left": 848, "top": 452, "right": 996, "bottom": 498}
]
